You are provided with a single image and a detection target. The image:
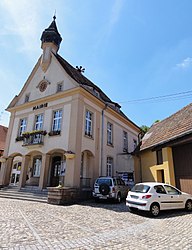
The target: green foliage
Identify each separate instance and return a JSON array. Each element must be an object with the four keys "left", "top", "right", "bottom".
[{"left": 140, "top": 125, "right": 150, "bottom": 134}]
